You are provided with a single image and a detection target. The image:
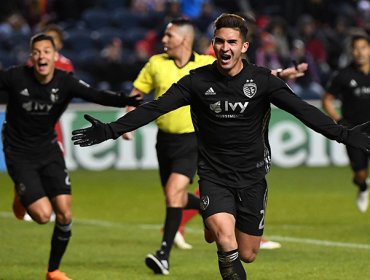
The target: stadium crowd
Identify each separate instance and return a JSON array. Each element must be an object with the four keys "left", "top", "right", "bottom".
[{"left": 0, "top": 0, "right": 369, "bottom": 99}]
